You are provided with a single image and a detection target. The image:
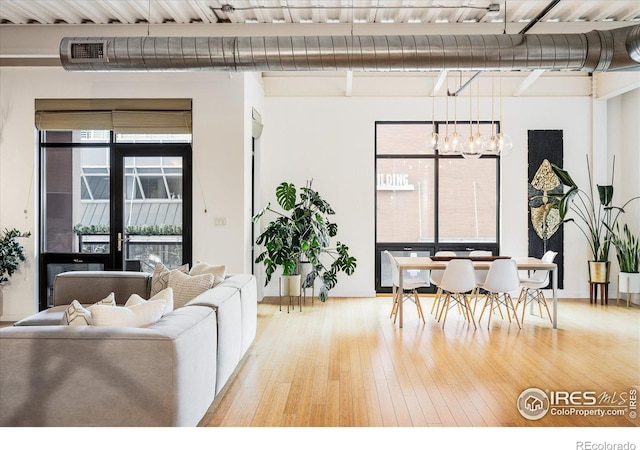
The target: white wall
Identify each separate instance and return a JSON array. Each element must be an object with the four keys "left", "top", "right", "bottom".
[
  {"left": 0, "top": 67, "right": 260, "bottom": 321},
  {"left": 260, "top": 93, "right": 637, "bottom": 299},
  {"left": 607, "top": 89, "right": 640, "bottom": 304}
]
